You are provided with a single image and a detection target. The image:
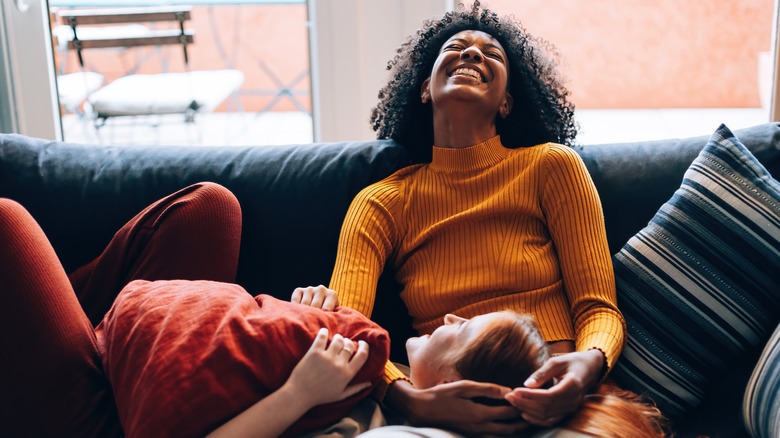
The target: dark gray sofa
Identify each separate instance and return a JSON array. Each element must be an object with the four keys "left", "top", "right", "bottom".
[{"left": 1, "top": 122, "right": 778, "bottom": 437}]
